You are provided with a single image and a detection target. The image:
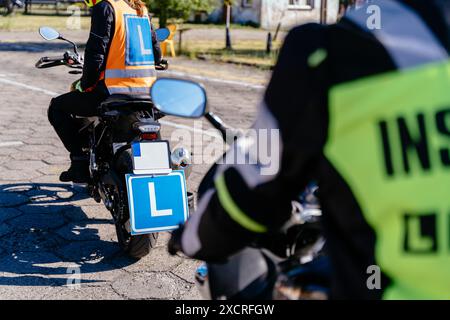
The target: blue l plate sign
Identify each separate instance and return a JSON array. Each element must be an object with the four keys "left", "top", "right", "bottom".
[{"left": 126, "top": 170, "right": 189, "bottom": 235}]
